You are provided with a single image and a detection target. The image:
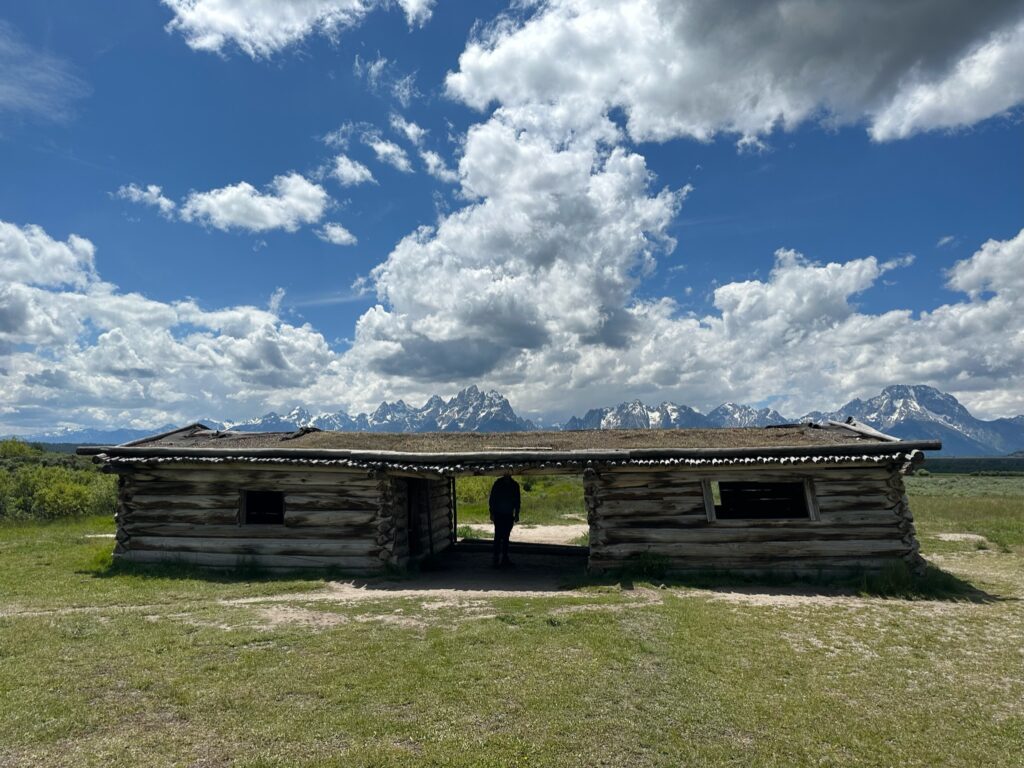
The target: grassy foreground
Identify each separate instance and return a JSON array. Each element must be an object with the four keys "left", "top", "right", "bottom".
[{"left": 0, "top": 480, "right": 1022, "bottom": 766}]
